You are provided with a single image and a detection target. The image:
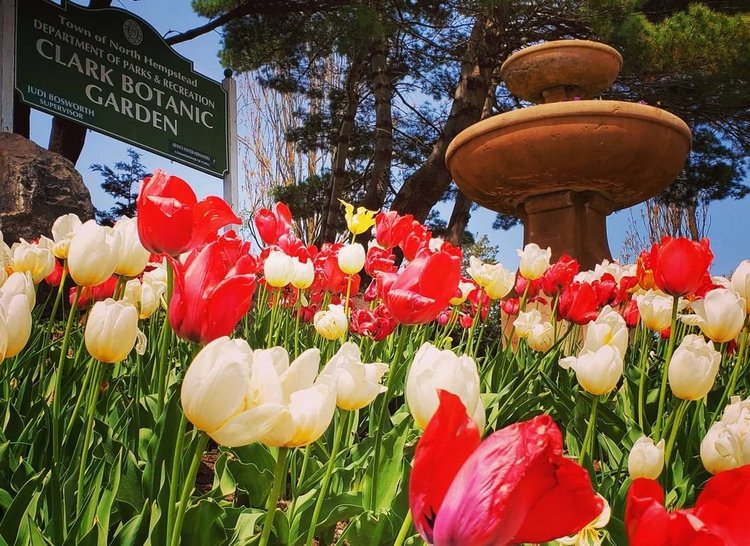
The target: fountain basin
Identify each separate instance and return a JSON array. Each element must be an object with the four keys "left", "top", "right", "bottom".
[{"left": 446, "top": 100, "right": 692, "bottom": 216}]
